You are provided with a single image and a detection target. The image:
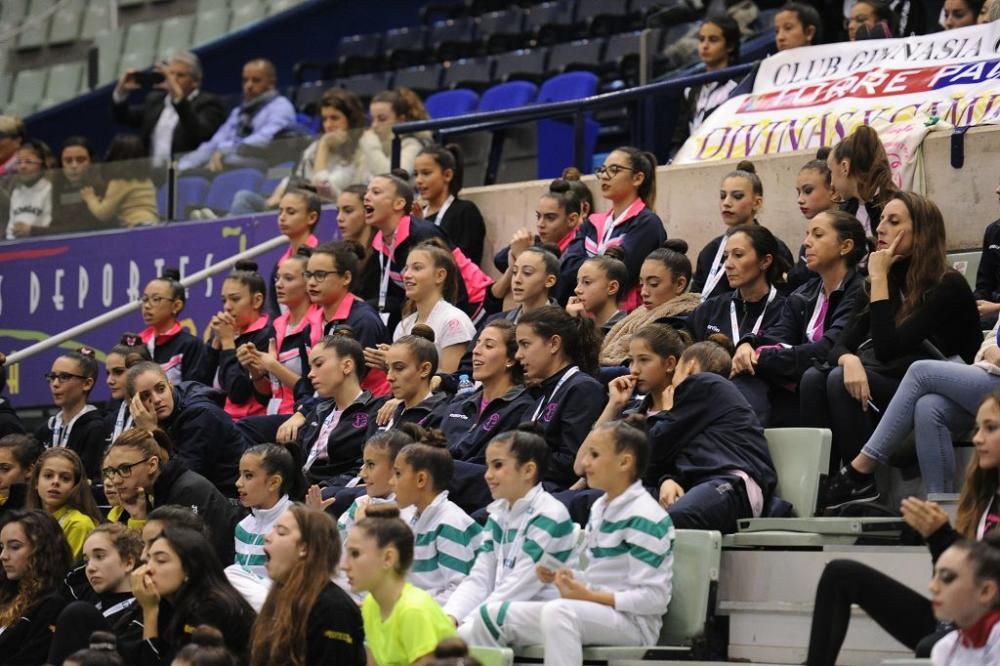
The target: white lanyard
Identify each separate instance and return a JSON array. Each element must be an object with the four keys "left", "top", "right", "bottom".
[
  {"left": 494, "top": 498, "right": 538, "bottom": 588},
  {"left": 701, "top": 238, "right": 728, "bottom": 302},
  {"left": 729, "top": 286, "right": 777, "bottom": 339},
  {"left": 304, "top": 407, "right": 342, "bottom": 471},
  {"left": 99, "top": 597, "right": 136, "bottom": 618},
  {"left": 597, "top": 205, "right": 631, "bottom": 255},
  {"left": 111, "top": 402, "right": 133, "bottom": 442},
  {"left": 50, "top": 405, "right": 96, "bottom": 447},
  {"left": 531, "top": 366, "right": 580, "bottom": 421},
  {"left": 806, "top": 289, "right": 829, "bottom": 343},
  {"left": 377, "top": 241, "right": 396, "bottom": 313},
  {"left": 425, "top": 194, "right": 454, "bottom": 227}
]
